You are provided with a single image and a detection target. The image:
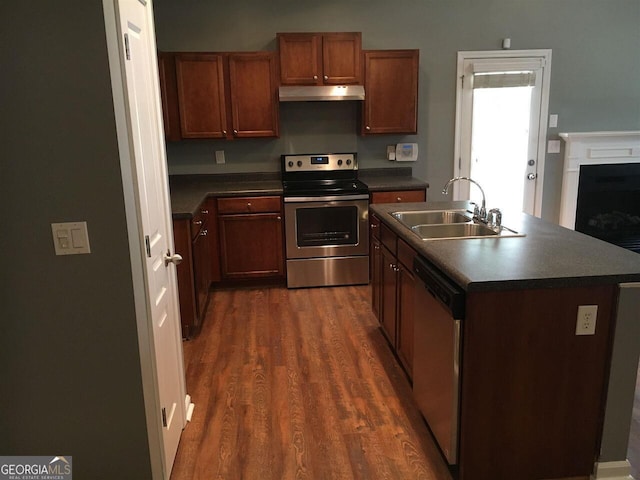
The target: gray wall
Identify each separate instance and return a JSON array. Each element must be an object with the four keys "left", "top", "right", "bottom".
[
  {"left": 0, "top": 3, "right": 153, "bottom": 478},
  {"left": 154, "top": 0, "right": 640, "bottom": 222}
]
